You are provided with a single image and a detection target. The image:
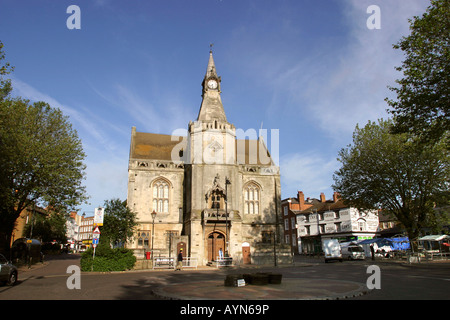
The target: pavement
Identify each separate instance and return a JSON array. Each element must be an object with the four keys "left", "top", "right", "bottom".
[
  {"left": 16, "top": 255, "right": 450, "bottom": 300},
  {"left": 148, "top": 257, "right": 450, "bottom": 300},
  {"left": 150, "top": 259, "right": 370, "bottom": 300},
  {"left": 151, "top": 277, "right": 369, "bottom": 300}
]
